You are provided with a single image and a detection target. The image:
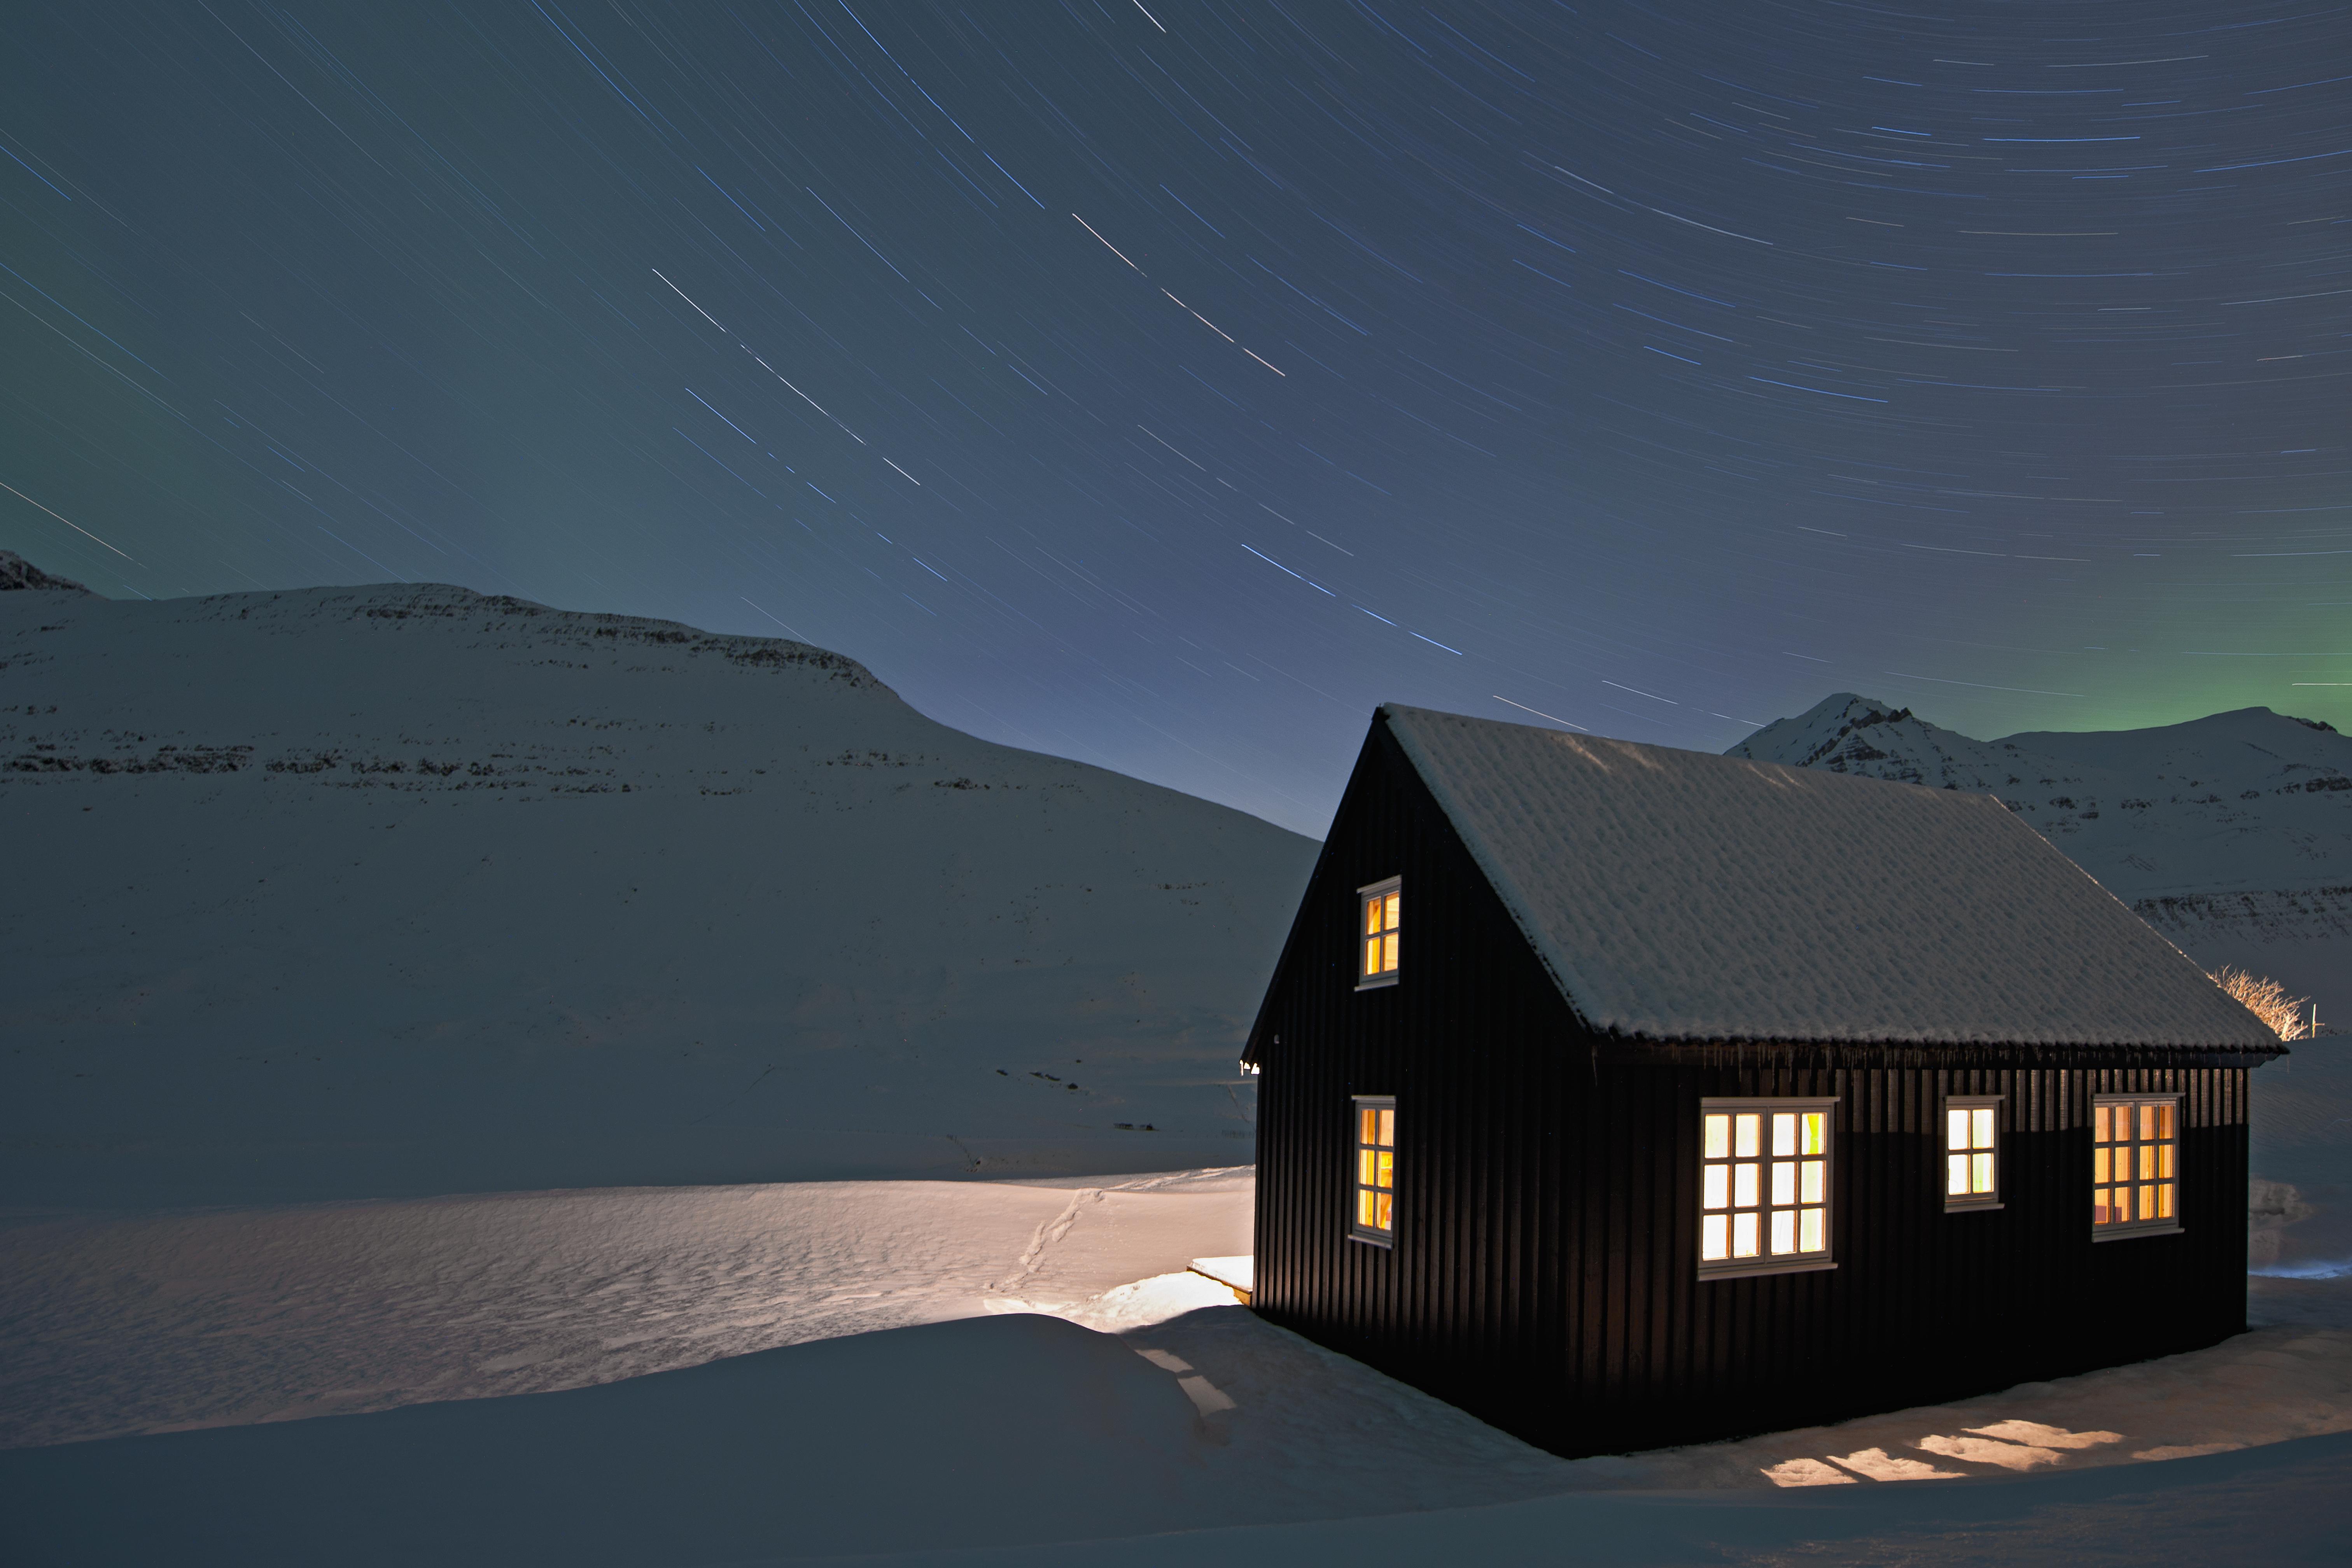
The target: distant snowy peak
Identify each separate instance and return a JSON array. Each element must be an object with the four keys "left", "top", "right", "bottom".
[
  {"left": 1726, "top": 693, "right": 2013, "bottom": 789},
  {"left": 1729, "top": 693, "right": 2352, "bottom": 904},
  {"left": 0, "top": 551, "right": 95, "bottom": 595}
]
